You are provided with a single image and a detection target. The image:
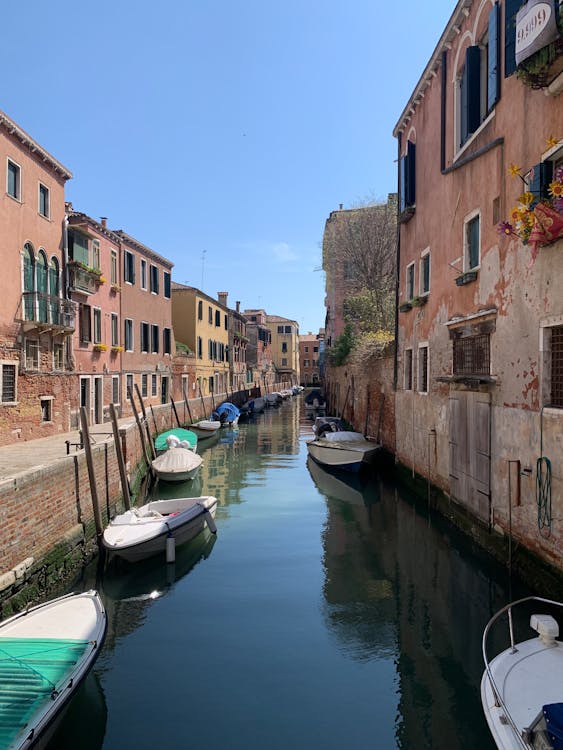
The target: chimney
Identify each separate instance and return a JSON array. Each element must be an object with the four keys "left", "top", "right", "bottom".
[
  {"left": 100, "top": 217, "right": 108, "bottom": 228},
  {"left": 236, "top": 301, "right": 240, "bottom": 313},
  {"left": 218, "top": 291, "right": 228, "bottom": 307},
  {"left": 339, "top": 203, "right": 343, "bottom": 210}
]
